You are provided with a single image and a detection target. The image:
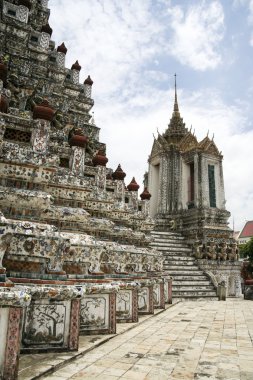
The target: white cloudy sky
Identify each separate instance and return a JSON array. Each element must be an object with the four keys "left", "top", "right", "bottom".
[{"left": 49, "top": 0, "right": 253, "bottom": 231}]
